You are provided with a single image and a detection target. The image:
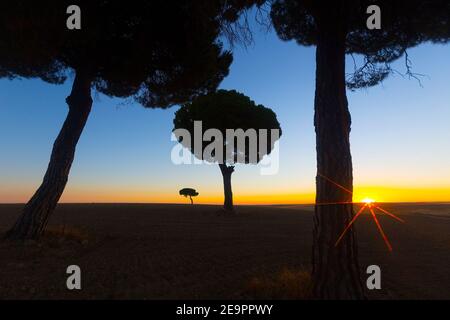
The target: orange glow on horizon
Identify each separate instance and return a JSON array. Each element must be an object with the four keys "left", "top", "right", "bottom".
[{"left": 1, "top": 184, "right": 449, "bottom": 204}]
